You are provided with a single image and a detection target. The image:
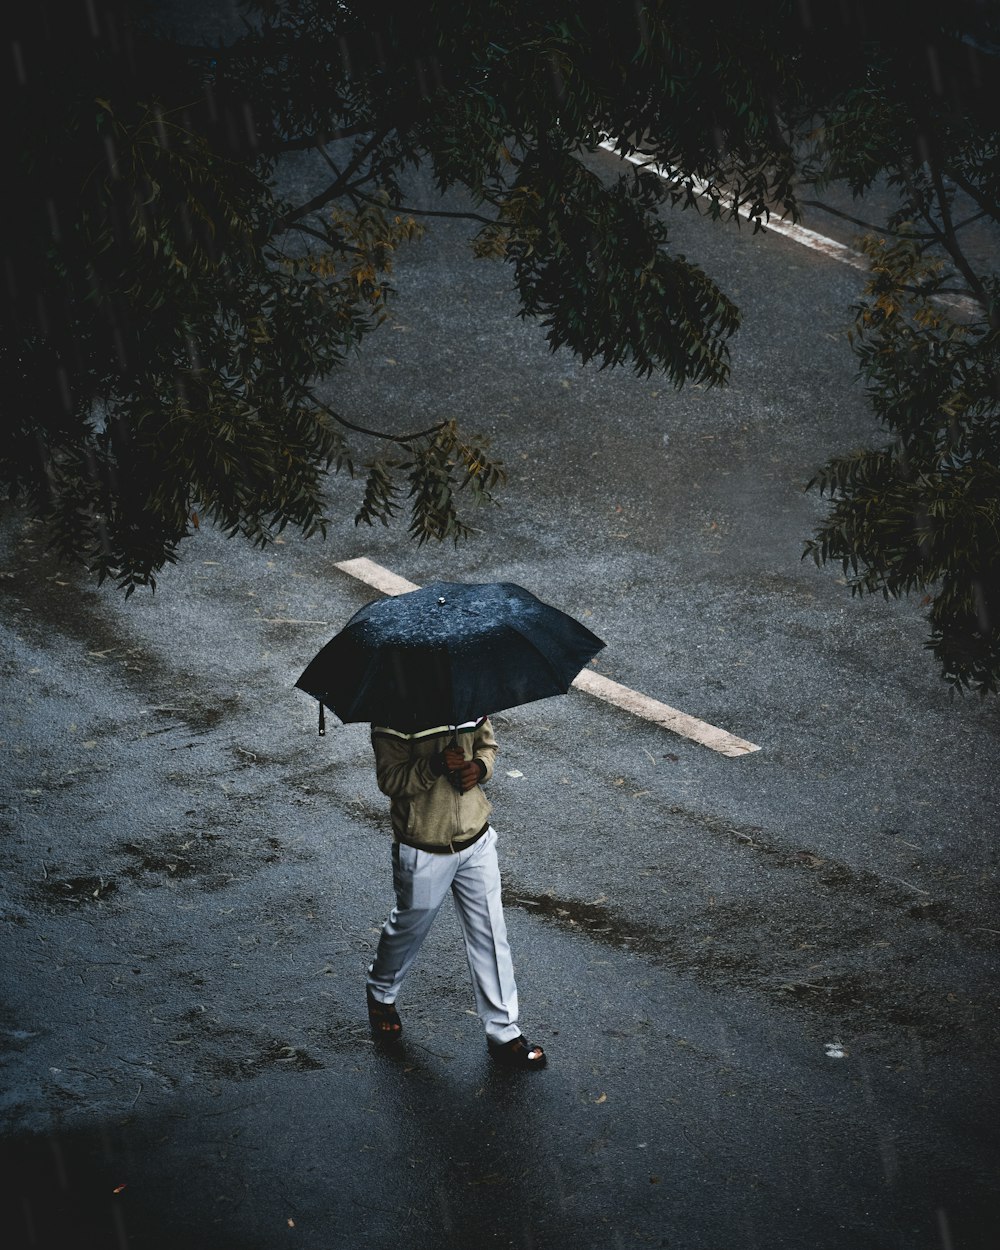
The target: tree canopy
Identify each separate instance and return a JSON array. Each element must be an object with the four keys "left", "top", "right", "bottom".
[
  {"left": 3, "top": 1, "right": 999, "bottom": 690},
  {"left": 792, "top": 3, "right": 1000, "bottom": 693}
]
